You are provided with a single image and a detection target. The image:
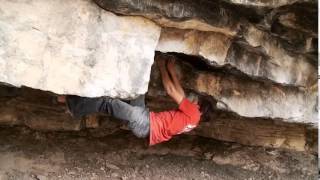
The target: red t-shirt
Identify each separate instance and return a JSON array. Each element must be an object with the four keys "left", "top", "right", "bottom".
[{"left": 149, "top": 98, "right": 201, "bottom": 146}]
